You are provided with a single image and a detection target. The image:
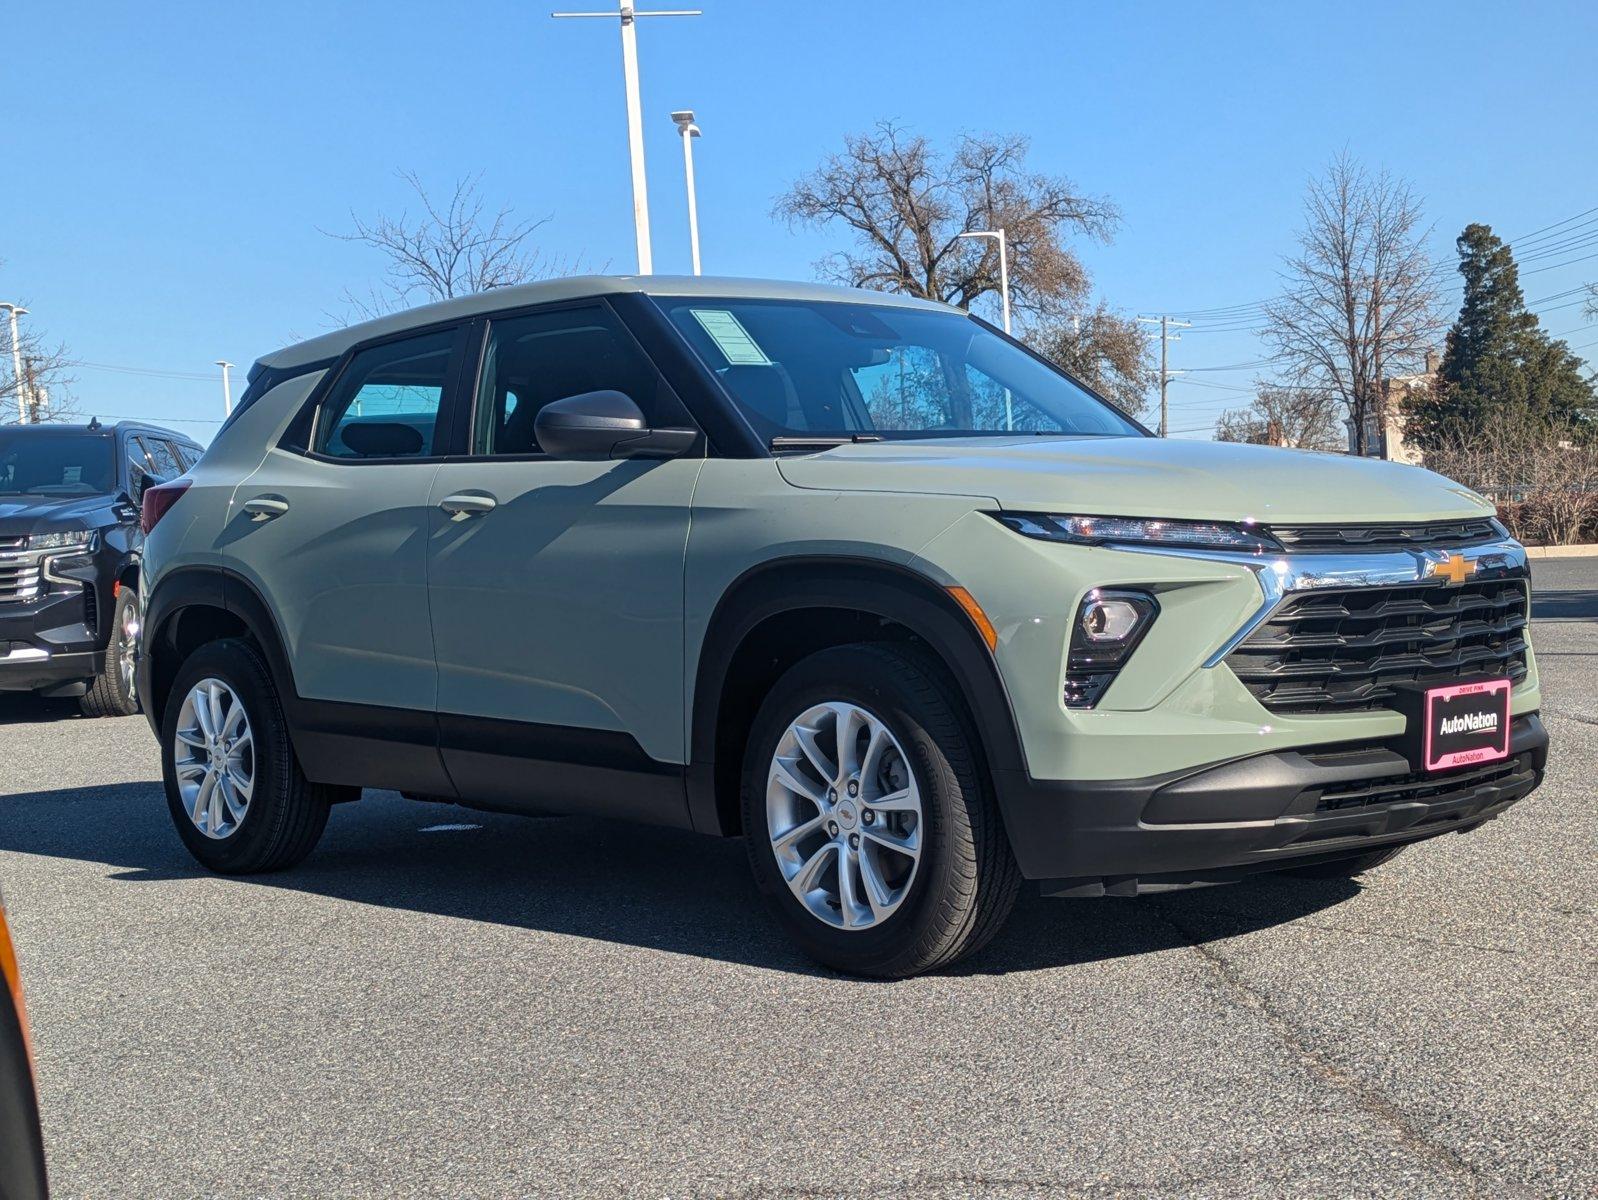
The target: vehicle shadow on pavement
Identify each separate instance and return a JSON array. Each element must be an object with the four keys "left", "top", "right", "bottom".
[
  {"left": 1531, "top": 588, "right": 1598, "bottom": 621},
  {"left": 0, "top": 695, "right": 84, "bottom": 725},
  {"left": 0, "top": 781, "right": 1357, "bottom": 978}
]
